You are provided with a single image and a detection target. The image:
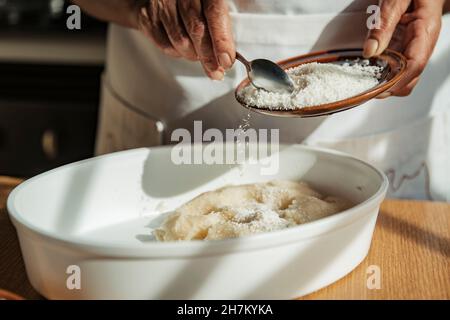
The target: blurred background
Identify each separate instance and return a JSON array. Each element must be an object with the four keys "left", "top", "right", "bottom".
[{"left": 0, "top": 0, "right": 106, "bottom": 177}]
